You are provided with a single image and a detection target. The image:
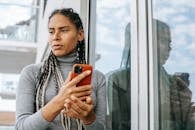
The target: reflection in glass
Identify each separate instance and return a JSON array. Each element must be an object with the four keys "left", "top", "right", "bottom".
[
  {"left": 0, "top": 1, "right": 39, "bottom": 128},
  {"left": 153, "top": 0, "right": 195, "bottom": 130},
  {"left": 155, "top": 19, "right": 193, "bottom": 130},
  {"left": 170, "top": 72, "right": 192, "bottom": 130},
  {"left": 155, "top": 20, "right": 172, "bottom": 130},
  {"left": 0, "top": 74, "right": 19, "bottom": 127},
  {"left": 0, "top": 1, "right": 39, "bottom": 42},
  {"left": 95, "top": 0, "right": 131, "bottom": 129},
  {"left": 107, "top": 23, "right": 130, "bottom": 130}
]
